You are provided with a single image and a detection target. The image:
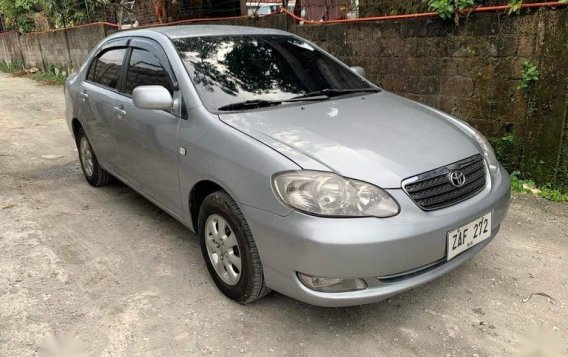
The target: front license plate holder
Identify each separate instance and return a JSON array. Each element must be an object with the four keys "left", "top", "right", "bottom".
[{"left": 447, "top": 212, "right": 492, "bottom": 261}]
